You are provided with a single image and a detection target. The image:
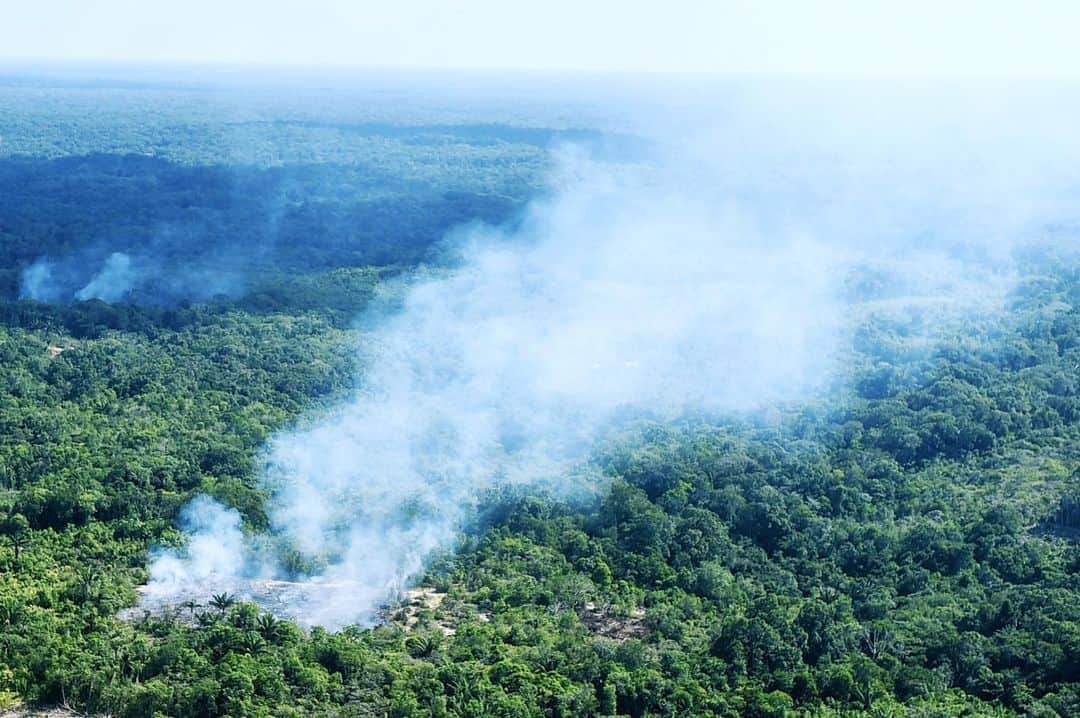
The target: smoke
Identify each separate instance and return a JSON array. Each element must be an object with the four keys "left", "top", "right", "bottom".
[
  {"left": 238, "top": 158, "right": 850, "bottom": 626},
  {"left": 18, "top": 258, "right": 61, "bottom": 303},
  {"left": 20, "top": 252, "right": 142, "bottom": 303},
  {"left": 144, "top": 83, "right": 1080, "bottom": 628},
  {"left": 75, "top": 252, "right": 138, "bottom": 302},
  {"left": 18, "top": 247, "right": 246, "bottom": 305},
  {"left": 149, "top": 496, "right": 250, "bottom": 592}
]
